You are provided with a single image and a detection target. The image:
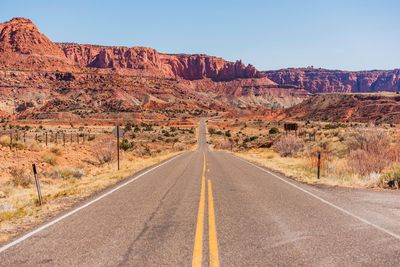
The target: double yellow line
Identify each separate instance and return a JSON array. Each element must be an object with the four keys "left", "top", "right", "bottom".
[{"left": 192, "top": 153, "right": 220, "bottom": 267}]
